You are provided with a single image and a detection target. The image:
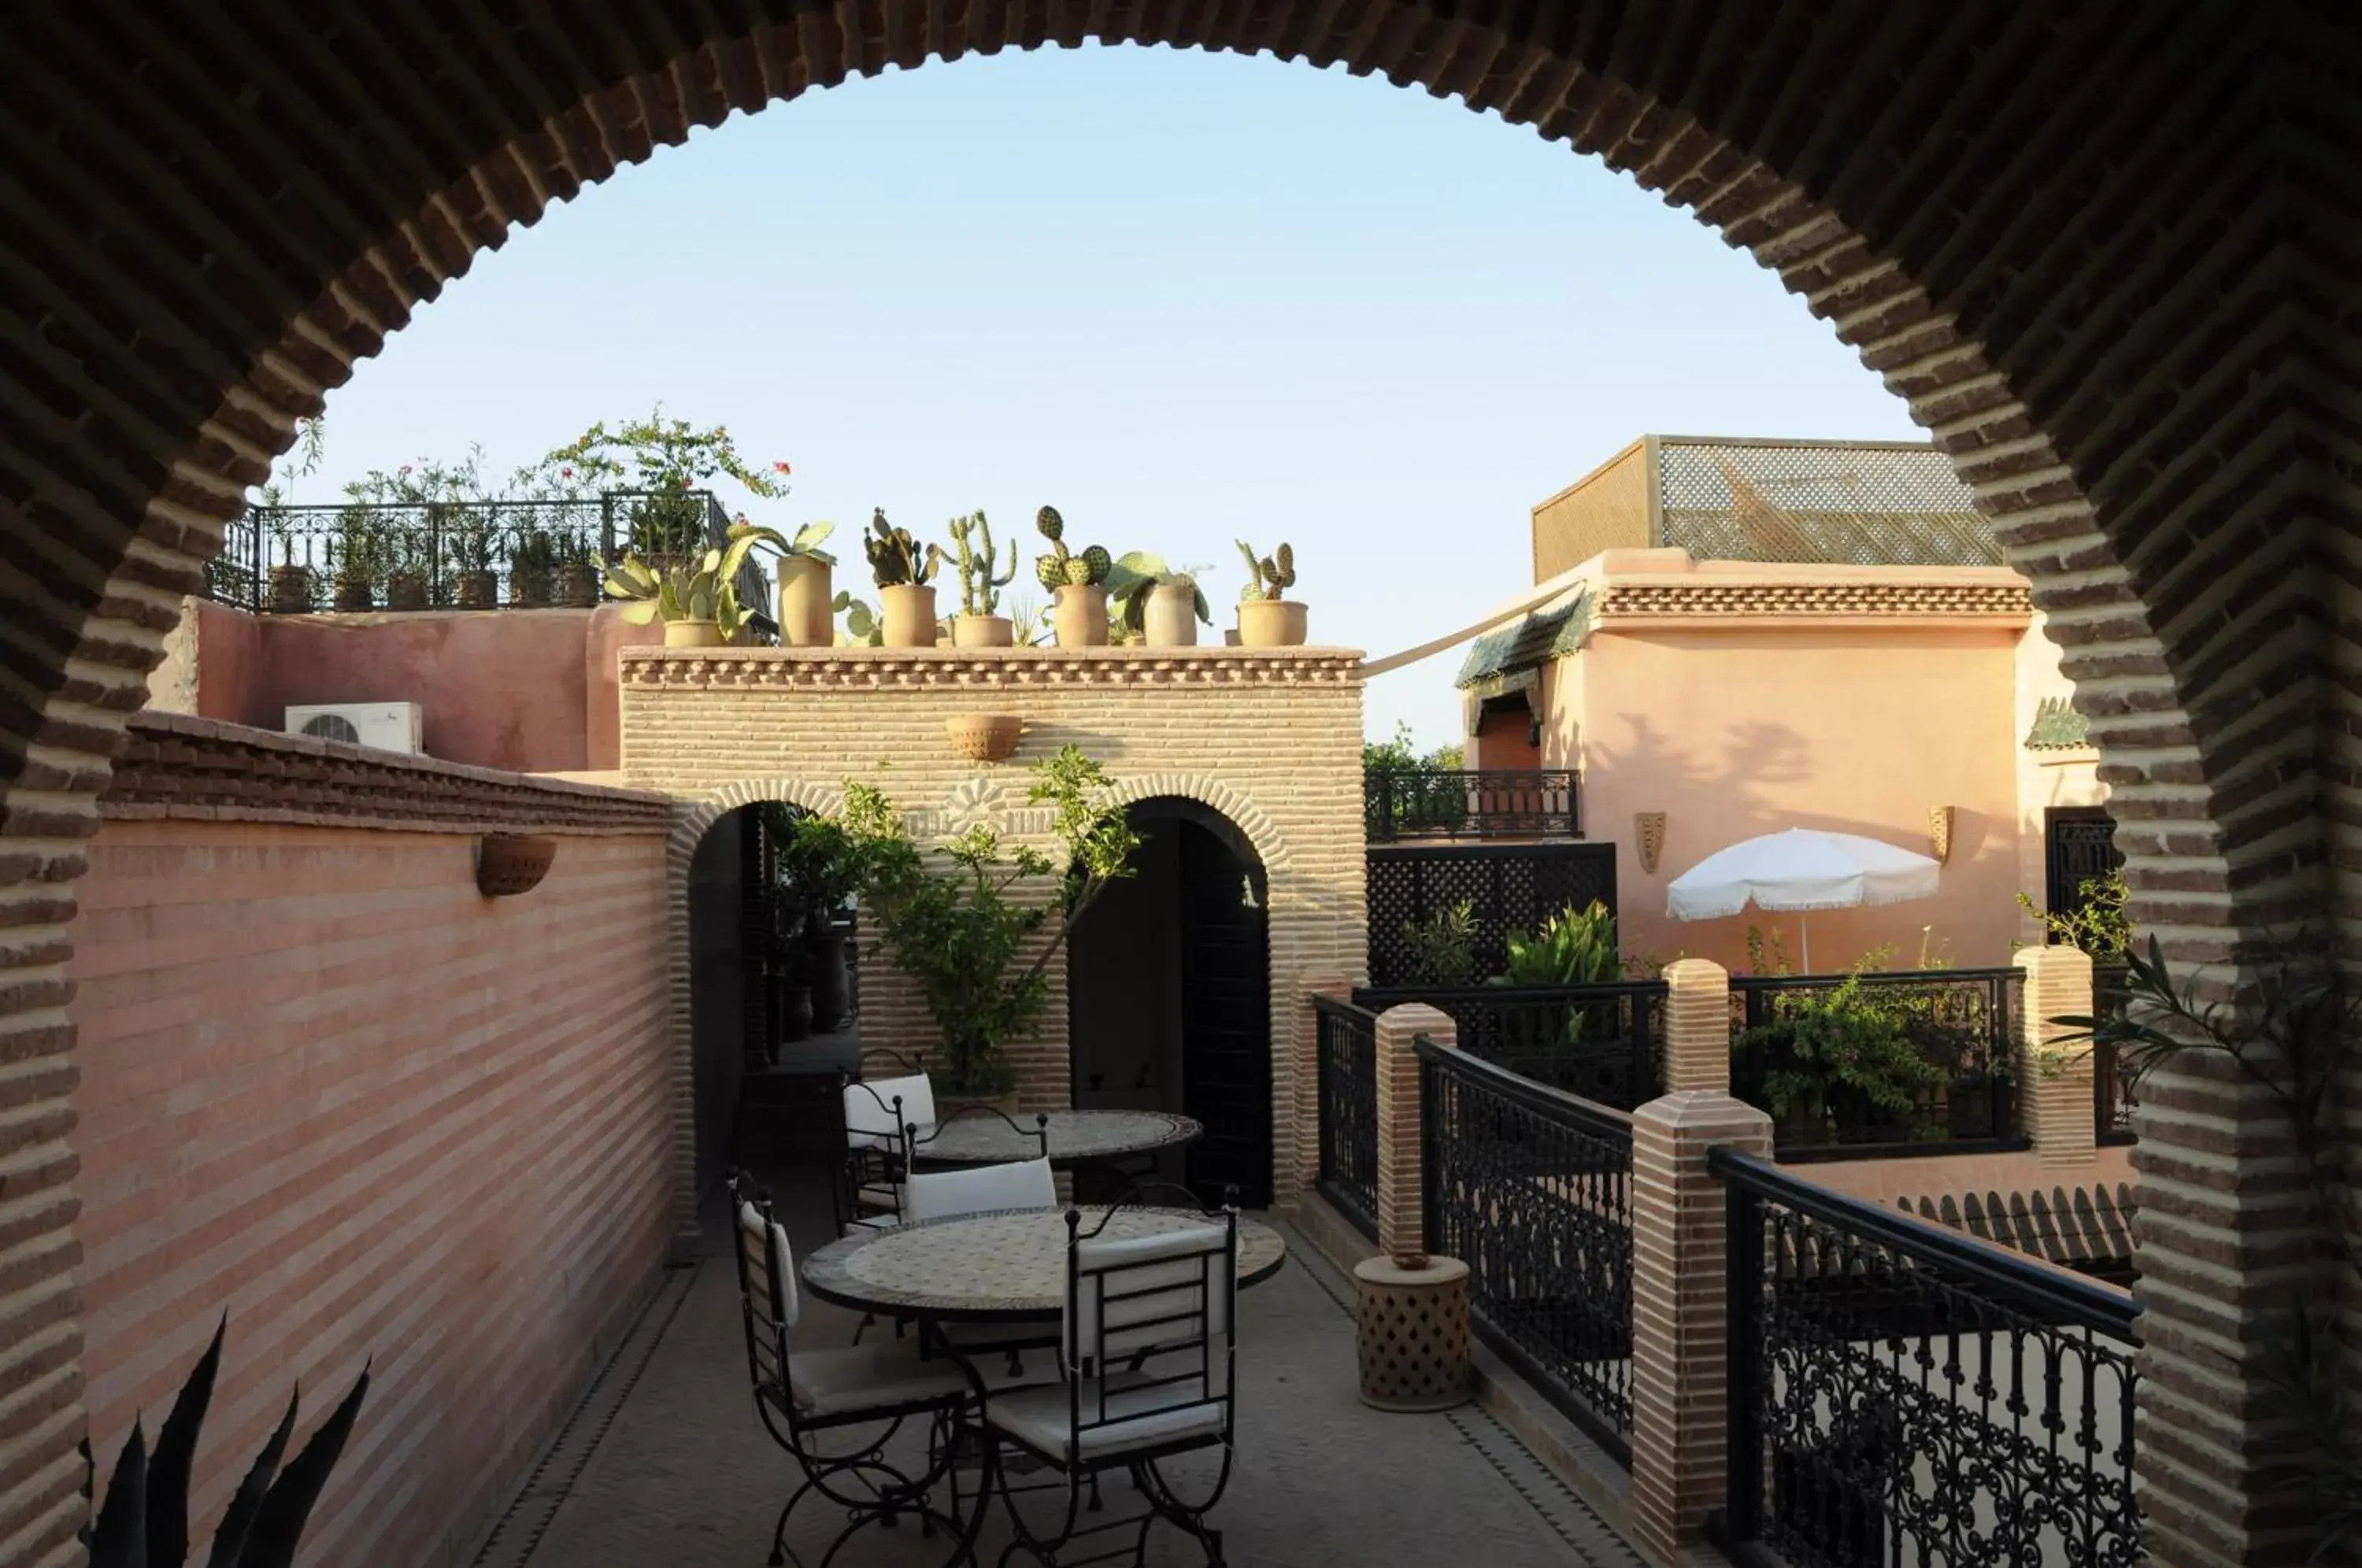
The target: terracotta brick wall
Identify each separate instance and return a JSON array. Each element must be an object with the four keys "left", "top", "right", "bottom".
[
  {"left": 67, "top": 735, "right": 673, "bottom": 1567},
  {"left": 624, "top": 646, "right": 1367, "bottom": 1230}
]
